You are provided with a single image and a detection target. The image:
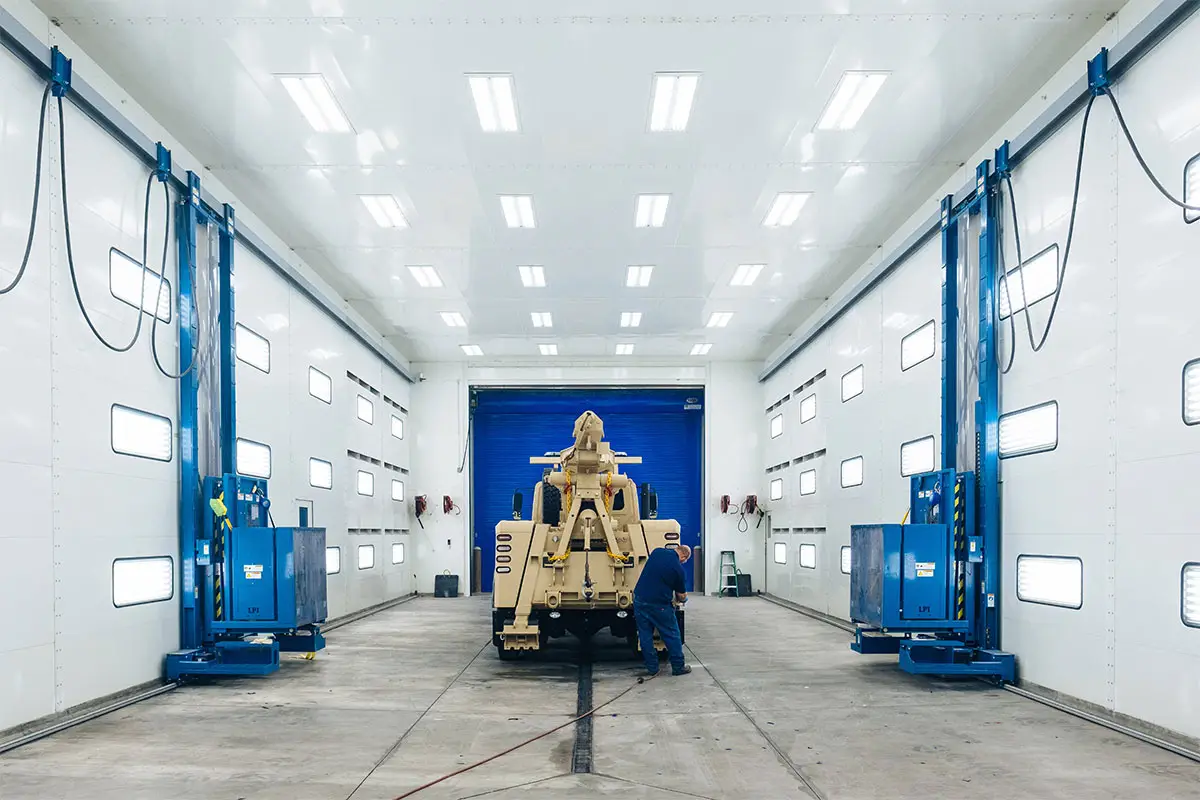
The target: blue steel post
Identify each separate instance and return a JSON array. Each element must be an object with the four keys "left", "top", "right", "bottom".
[
  {"left": 975, "top": 158, "right": 1001, "bottom": 650},
  {"left": 939, "top": 195, "right": 958, "bottom": 471},
  {"left": 178, "top": 170, "right": 201, "bottom": 650},
  {"left": 218, "top": 203, "right": 237, "bottom": 474}
]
